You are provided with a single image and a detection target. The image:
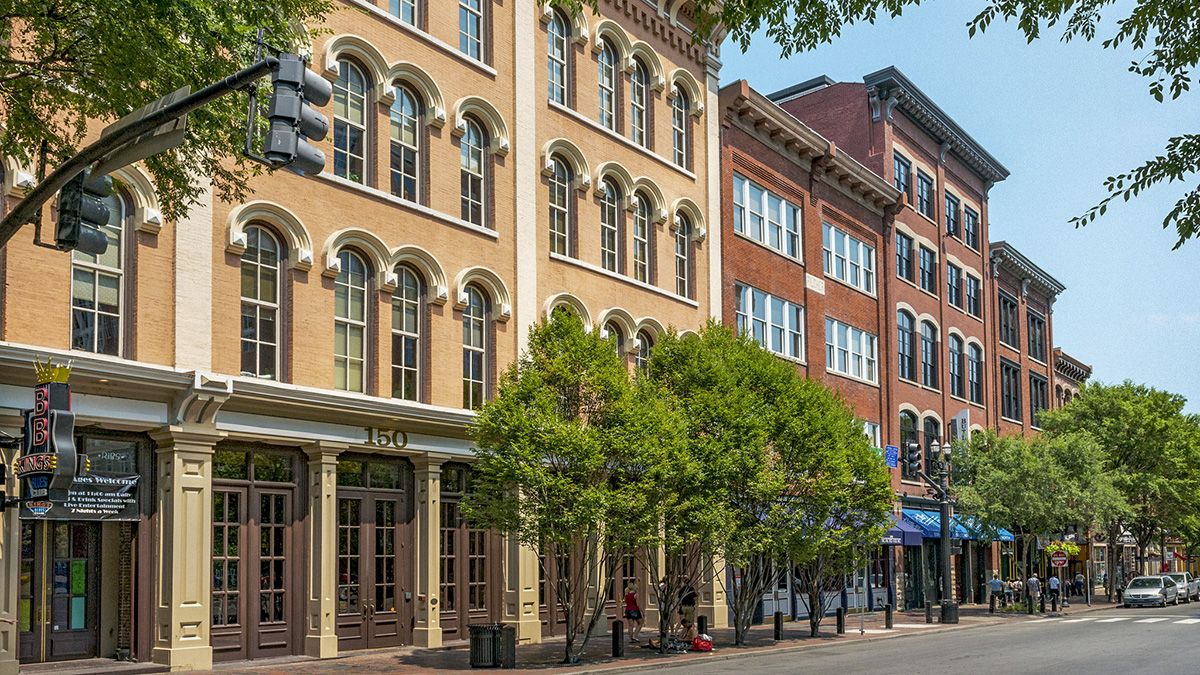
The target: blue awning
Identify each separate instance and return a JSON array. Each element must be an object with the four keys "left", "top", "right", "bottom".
[
  {"left": 996, "top": 527, "right": 1015, "bottom": 542},
  {"left": 902, "top": 509, "right": 1015, "bottom": 541},
  {"left": 882, "top": 515, "right": 924, "bottom": 546}
]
